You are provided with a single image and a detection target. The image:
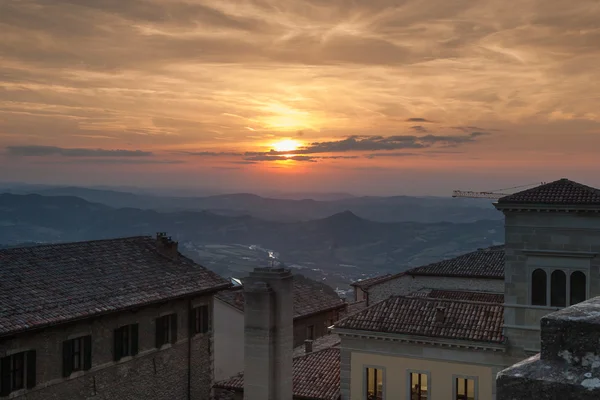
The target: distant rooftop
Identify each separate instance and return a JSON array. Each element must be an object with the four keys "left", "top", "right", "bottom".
[
  {"left": 0, "top": 236, "right": 230, "bottom": 336},
  {"left": 215, "top": 347, "right": 340, "bottom": 400},
  {"left": 497, "top": 178, "right": 600, "bottom": 206},
  {"left": 335, "top": 295, "right": 504, "bottom": 344},
  {"left": 350, "top": 274, "right": 393, "bottom": 290},
  {"left": 410, "top": 288, "right": 504, "bottom": 304},
  {"left": 216, "top": 276, "right": 346, "bottom": 320}
]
